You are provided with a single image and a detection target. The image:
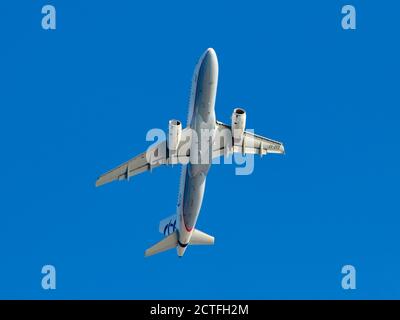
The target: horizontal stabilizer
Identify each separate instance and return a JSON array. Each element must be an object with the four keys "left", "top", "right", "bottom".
[
  {"left": 145, "top": 232, "right": 178, "bottom": 257},
  {"left": 190, "top": 229, "right": 215, "bottom": 245}
]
